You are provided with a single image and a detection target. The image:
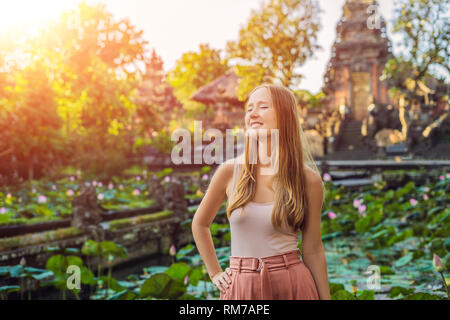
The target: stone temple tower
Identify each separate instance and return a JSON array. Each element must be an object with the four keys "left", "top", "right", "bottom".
[{"left": 322, "top": 0, "right": 393, "bottom": 121}]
